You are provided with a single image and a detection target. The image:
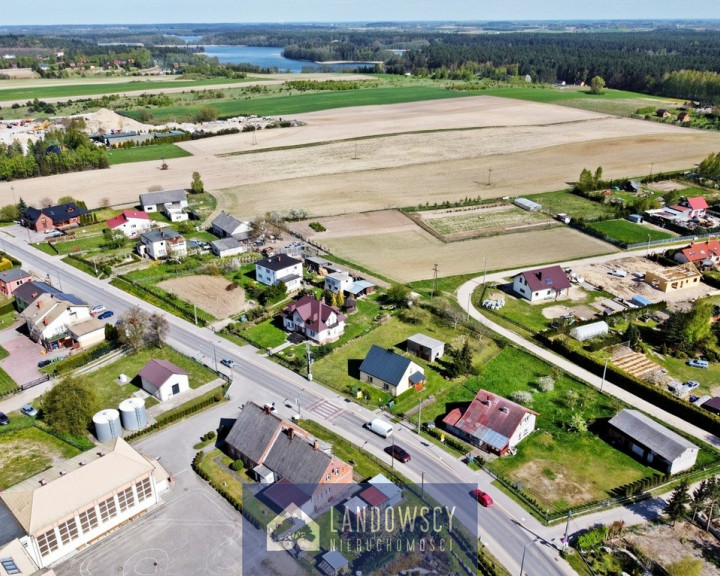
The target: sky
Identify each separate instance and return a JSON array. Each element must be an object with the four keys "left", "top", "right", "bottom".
[{"left": 5, "top": 0, "right": 720, "bottom": 26}]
